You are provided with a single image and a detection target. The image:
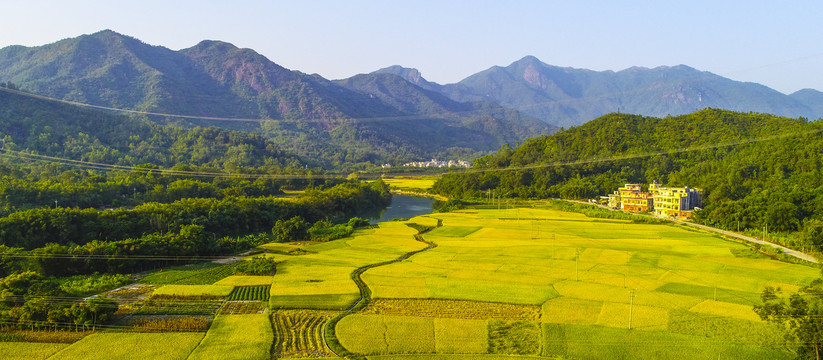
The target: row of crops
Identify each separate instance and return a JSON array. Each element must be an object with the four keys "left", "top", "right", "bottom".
[
  {"left": 272, "top": 311, "right": 333, "bottom": 358},
  {"left": 227, "top": 285, "right": 271, "bottom": 301}
]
